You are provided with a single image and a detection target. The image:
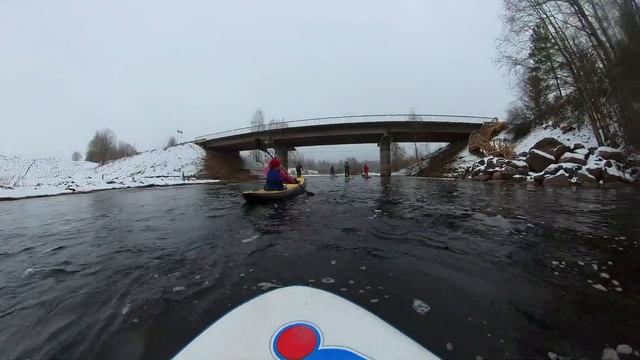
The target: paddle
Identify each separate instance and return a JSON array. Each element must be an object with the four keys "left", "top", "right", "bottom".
[{"left": 263, "top": 150, "right": 315, "bottom": 196}]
